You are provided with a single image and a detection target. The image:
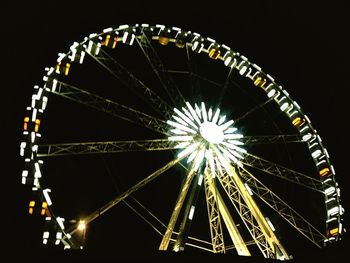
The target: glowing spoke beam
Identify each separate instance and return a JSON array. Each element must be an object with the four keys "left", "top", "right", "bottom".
[
  {"left": 193, "top": 147, "right": 206, "bottom": 171},
  {"left": 187, "top": 149, "right": 199, "bottom": 164},
  {"left": 222, "top": 142, "right": 247, "bottom": 153},
  {"left": 178, "top": 142, "right": 201, "bottom": 158},
  {"left": 212, "top": 108, "right": 221, "bottom": 124},
  {"left": 223, "top": 133, "right": 243, "bottom": 140},
  {"left": 208, "top": 108, "right": 213, "bottom": 121},
  {"left": 218, "top": 115, "right": 226, "bottom": 125},
  {"left": 194, "top": 103, "right": 202, "bottom": 121},
  {"left": 168, "top": 136, "right": 193, "bottom": 142},
  {"left": 174, "top": 108, "right": 198, "bottom": 129},
  {"left": 224, "top": 127, "right": 237, "bottom": 134},
  {"left": 206, "top": 148, "right": 216, "bottom": 178},
  {"left": 173, "top": 115, "right": 189, "bottom": 127},
  {"left": 167, "top": 120, "right": 197, "bottom": 134},
  {"left": 201, "top": 102, "right": 208, "bottom": 122},
  {"left": 219, "top": 120, "right": 234, "bottom": 131},
  {"left": 186, "top": 102, "right": 202, "bottom": 125},
  {"left": 182, "top": 107, "right": 195, "bottom": 121},
  {"left": 227, "top": 148, "right": 244, "bottom": 160},
  {"left": 175, "top": 141, "right": 191, "bottom": 149},
  {"left": 170, "top": 129, "right": 187, "bottom": 135},
  {"left": 218, "top": 145, "right": 243, "bottom": 165}
]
